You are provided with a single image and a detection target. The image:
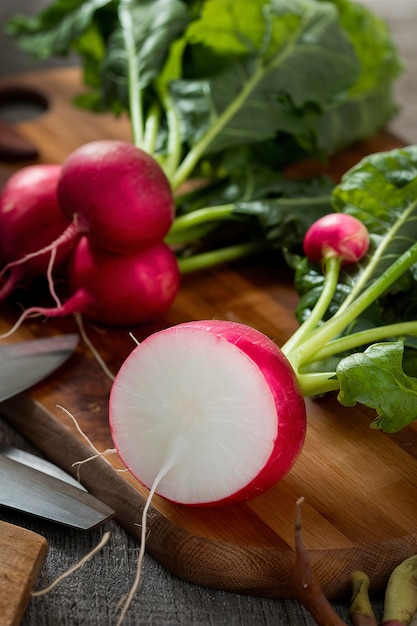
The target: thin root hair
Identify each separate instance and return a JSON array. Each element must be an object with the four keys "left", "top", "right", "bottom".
[{"left": 31, "top": 530, "right": 111, "bottom": 597}]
